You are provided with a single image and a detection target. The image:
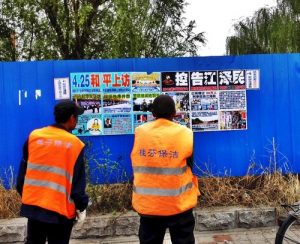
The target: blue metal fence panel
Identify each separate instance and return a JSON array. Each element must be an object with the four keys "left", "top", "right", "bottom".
[
  {"left": 1, "top": 54, "right": 299, "bottom": 185},
  {"left": 288, "top": 55, "right": 300, "bottom": 167}
]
